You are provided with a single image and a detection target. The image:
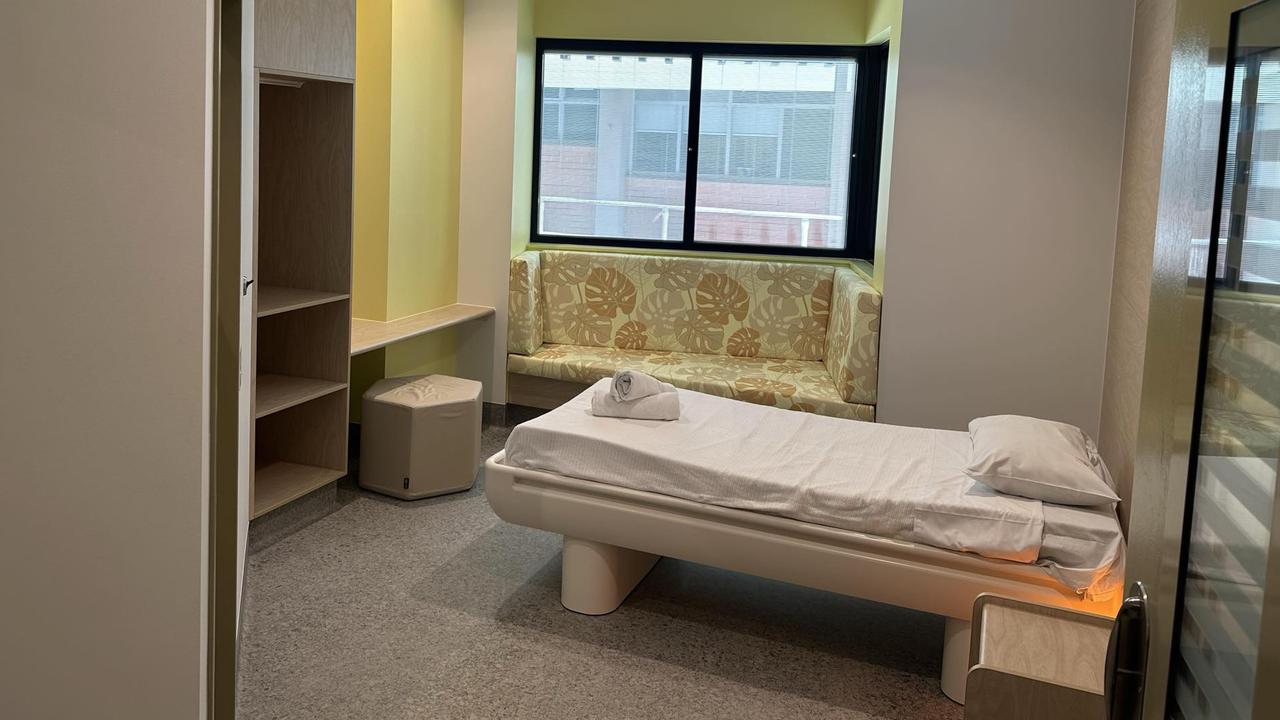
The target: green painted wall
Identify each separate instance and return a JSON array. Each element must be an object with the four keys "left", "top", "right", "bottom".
[
  {"left": 352, "top": 0, "right": 392, "bottom": 321},
  {"left": 511, "top": 0, "right": 535, "bottom": 258},
  {"left": 865, "top": 0, "right": 900, "bottom": 291},
  {"left": 865, "top": 0, "right": 901, "bottom": 42},
  {"left": 385, "top": 0, "right": 462, "bottom": 320},
  {"left": 534, "top": 0, "right": 866, "bottom": 45},
  {"left": 351, "top": 0, "right": 465, "bottom": 418}
]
